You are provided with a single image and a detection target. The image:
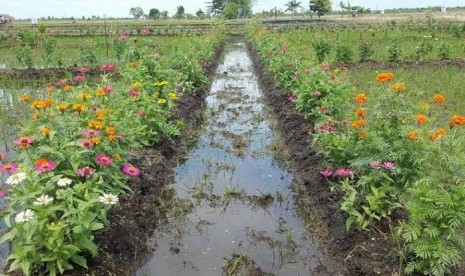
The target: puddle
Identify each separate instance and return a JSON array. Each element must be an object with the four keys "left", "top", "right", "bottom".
[{"left": 136, "top": 40, "right": 339, "bottom": 275}]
